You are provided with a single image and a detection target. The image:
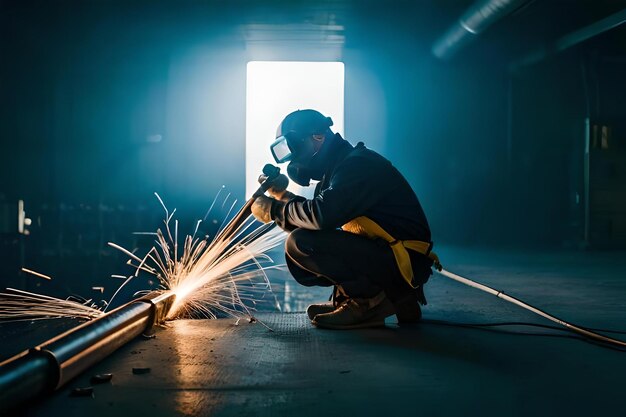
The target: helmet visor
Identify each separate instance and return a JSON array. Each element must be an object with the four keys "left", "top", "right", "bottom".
[{"left": 270, "top": 135, "right": 292, "bottom": 164}]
